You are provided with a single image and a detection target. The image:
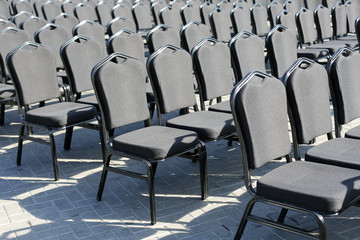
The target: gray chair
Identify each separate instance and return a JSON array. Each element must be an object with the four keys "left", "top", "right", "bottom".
[
  {"left": 151, "top": 0, "right": 167, "bottom": 25},
  {"left": 267, "top": 0, "right": 283, "bottom": 28},
  {"left": 199, "top": 1, "right": 215, "bottom": 30},
  {"left": 13, "top": 0, "right": 34, "bottom": 14},
  {"left": 230, "top": 5, "right": 252, "bottom": 34},
  {"left": 250, "top": 3, "right": 270, "bottom": 38},
  {"left": 331, "top": 2, "right": 358, "bottom": 45},
  {"left": 209, "top": 7, "right": 232, "bottom": 42},
  {"left": 61, "top": 0, "right": 80, "bottom": 15},
  {"left": 0, "top": 19, "right": 16, "bottom": 30},
  {"left": 132, "top": 2, "right": 153, "bottom": 33},
  {"left": 146, "top": 24, "right": 181, "bottom": 53},
  {"left": 180, "top": 20, "right": 211, "bottom": 52},
  {"left": 19, "top": 15, "right": 47, "bottom": 41},
  {"left": 73, "top": 2, "right": 97, "bottom": 22},
  {"left": 111, "top": 3, "right": 133, "bottom": 21},
  {"left": 106, "top": 16, "right": 136, "bottom": 36},
  {"left": 323, "top": 0, "right": 338, "bottom": 8},
  {"left": 159, "top": 5, "right": 183, "bottom": 32},
  {"left": 95, "top": 1, "right": 113, "bottom": 26},
  {"left": 41, "top": 0, "right": 61, "bottom": 21},
  {"left": 344, "top": 0, "right": 358, "bottom": 34},
  {"left": 0, "top": 0, "right": 12, "bottom": 20},
  {"left": 304, "top": 0, "right": 322, "bottom": 11},
  {"left": 276, "top": 9, "right": 297, "bottom": 33},
  {"left": 6, "top": 41, "right": 97, "bottom": 180},
  {"left": 51, "top": 13, "right": 79, "bottom": 36},
  {"left": 230, "top": 70, "right": 360, "bottom": 240},
  {"left": 92, "top": 52, "right": 208, "bottom": 225},
  {"left": 180, "top": 3, "right": 201, "bottom": 24},
  {"left": 33, "top": 0, "right": 47, "bottom": 19},
  {"left": 11, "top": 11, "right": 32, "bottom": 26}
]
